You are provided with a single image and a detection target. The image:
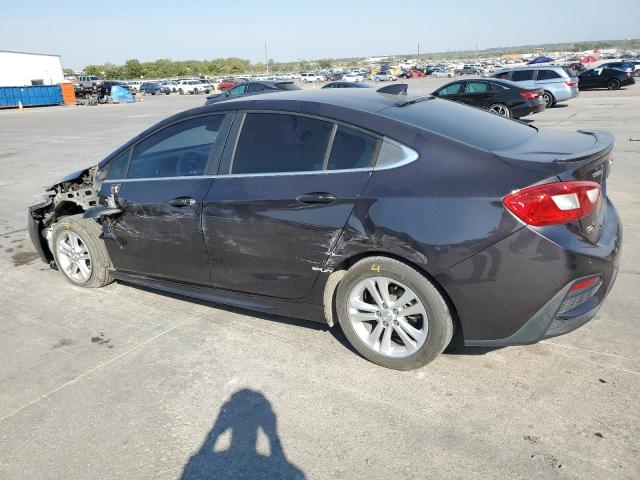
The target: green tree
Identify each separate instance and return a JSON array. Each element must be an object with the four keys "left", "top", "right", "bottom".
[
  {"left": 124, "top": 59, "right": 144, "bottom": 79},
  {"left": 318, "top": 58, "right": 333, "bottom": 69},
  {"left": 62, "top": 68, "right": 75, "bottom": 77}
]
